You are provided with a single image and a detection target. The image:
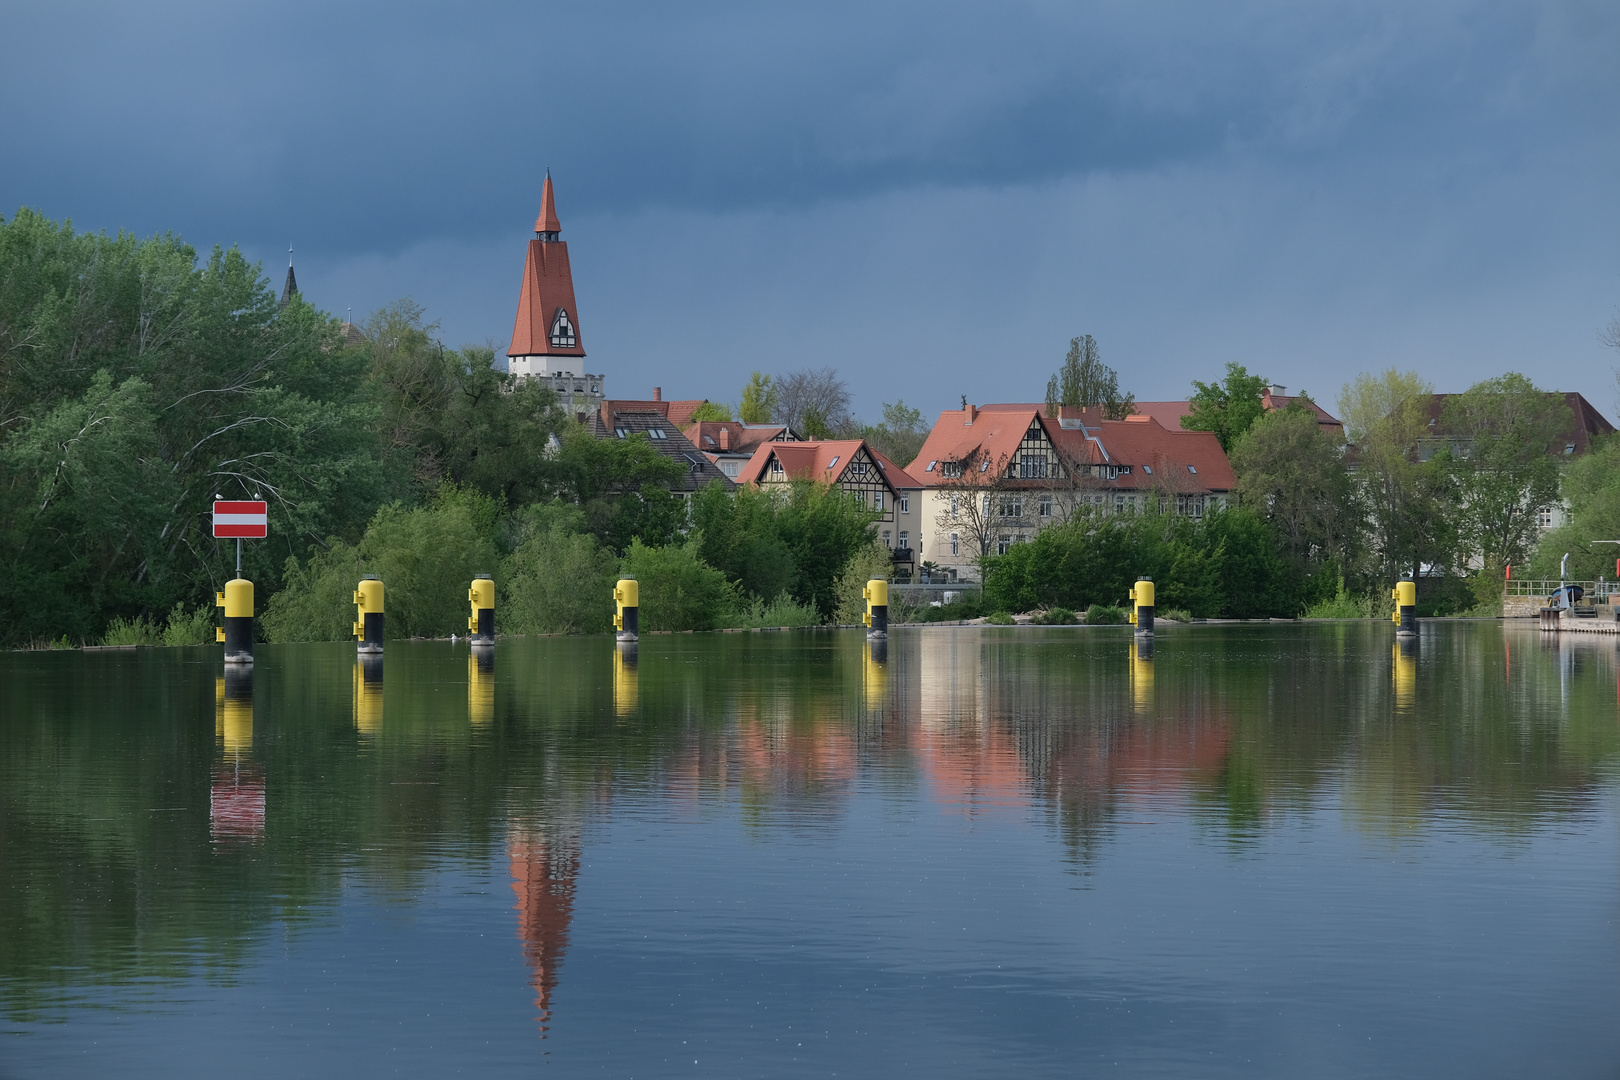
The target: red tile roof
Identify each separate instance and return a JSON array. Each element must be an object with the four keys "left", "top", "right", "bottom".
[
  {"left": 684, "top": 421, "right": 792, "bottom": 456},
  {"left": 1423, "top": 391, "right": 1614, "bottom": 457},
  {"left": 736, "top": 438, "right": 915, "bottom": 493},
  {"left": 508, "top": 179, "right": 584, "bottom": 360}
]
